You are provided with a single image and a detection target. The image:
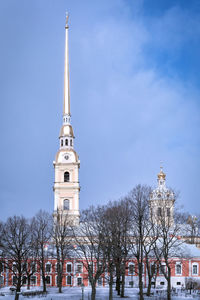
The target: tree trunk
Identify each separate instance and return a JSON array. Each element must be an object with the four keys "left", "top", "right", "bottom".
[
  {"left": 109, "top": 271, "right": 113, "bottom": 300},
  {"left": 91, "top": 282, "right": 96, "bottom": 300},
  {"left": 120, "top": 272, "right": 125, "bottom": 298},
  {"left": 115, "top": 263, "right": 121, "bottom": 296},
  {"left": 146, "top": 278, "right": 152, "bottom": 297},
  {"left": 167, "top": 269, "right": 171, "bottom": 300},
  {"left": 138, "top": 264, "right": 144, "bottom": 300},
  {"left": 27, "top": 276, "right": 30, "bottom": 290},
  {"left": 41, "top": 264, "right": 46, "bottom": 293},
  {"left": 58, "top": 273, "right": 62, "bottom": 293},
  {"left": 15, "top": 279, "right": 21, "bottom": 300}
]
